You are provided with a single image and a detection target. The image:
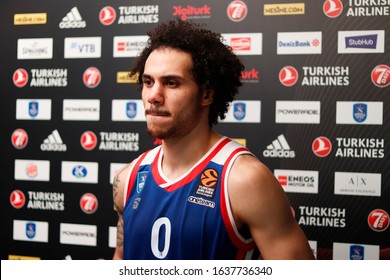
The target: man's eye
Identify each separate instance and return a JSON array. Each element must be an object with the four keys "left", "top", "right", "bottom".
[
  {"left": 165, "top": 80, "right": 178, "bottom": 87},
  {"left": 143, "top": 79, "right": 153, "bottom": 86}
]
